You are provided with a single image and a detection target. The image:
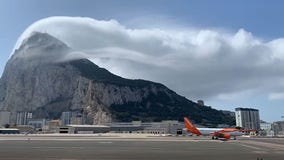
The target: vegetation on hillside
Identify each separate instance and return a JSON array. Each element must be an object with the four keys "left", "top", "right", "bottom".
[{"left": 69, "top": 59, "right": 235, "bottom": 126}]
